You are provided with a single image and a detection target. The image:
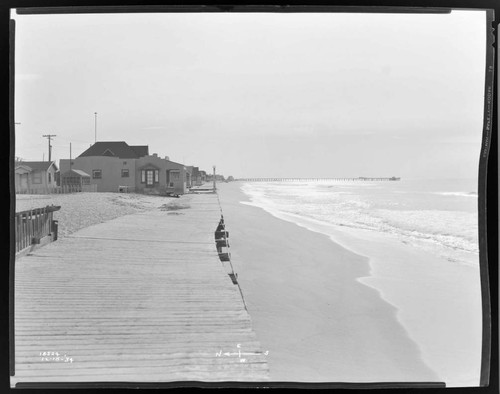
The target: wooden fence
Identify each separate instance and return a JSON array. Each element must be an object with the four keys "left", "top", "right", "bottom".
[
  {"left": 15, "top": 184, "right": 97, "bottom": 195},
  {"left": 15, "top": 205, "right": 61, "bottom": 255}
]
